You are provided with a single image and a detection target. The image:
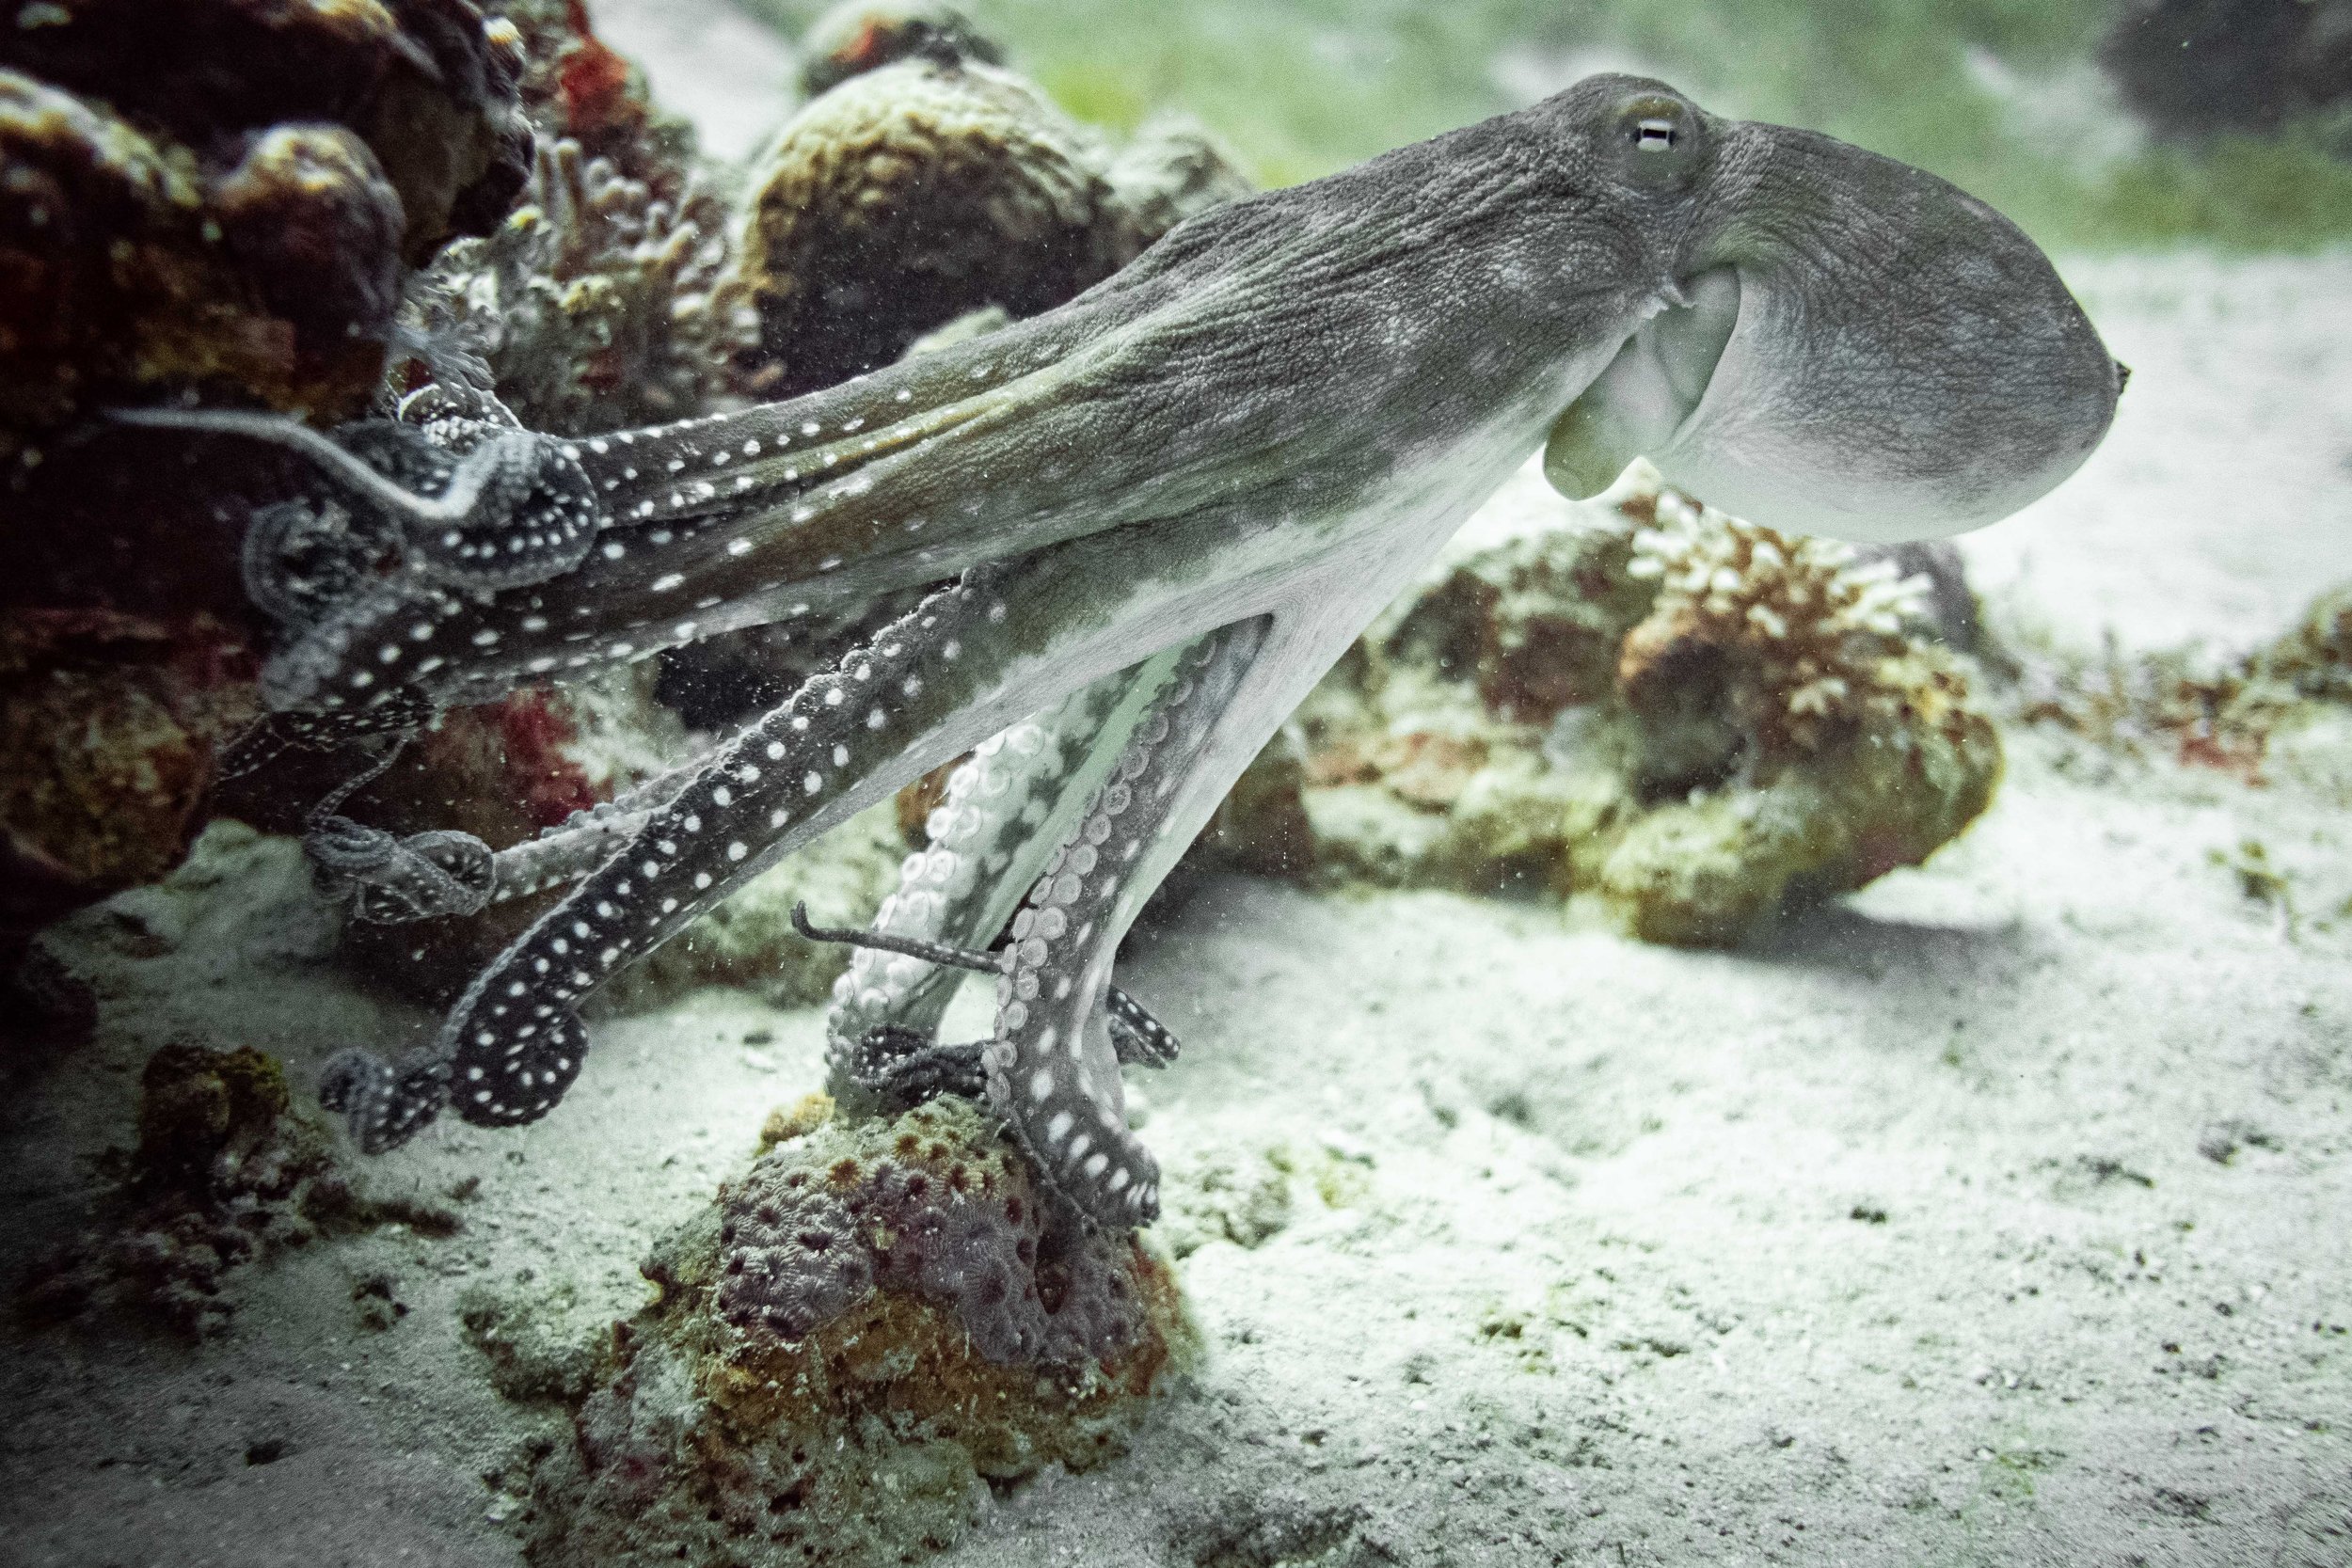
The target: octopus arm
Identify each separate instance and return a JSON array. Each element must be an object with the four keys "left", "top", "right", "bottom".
[
  {"left": 980, "top": 555, "right": 1410, "bottom": 1226},
  {"left": 823, "top": 663, "right": 1167, "bottom": 1089},
  {"left": 322, "top": 490, "right": 1324, "bottom": 1151},
  {"left": 270, "top": 195, "right": 1419, "bottom": 724}
]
